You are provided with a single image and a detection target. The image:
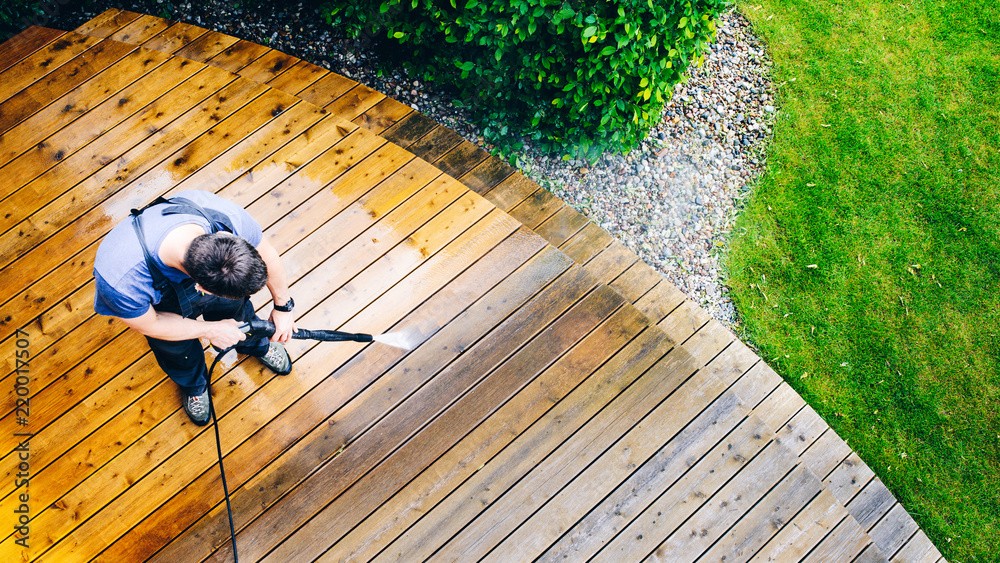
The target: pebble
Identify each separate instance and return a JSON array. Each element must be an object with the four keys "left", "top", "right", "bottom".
[{"left": 55, "top": 2, "right": 774, "bottom": 327}]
